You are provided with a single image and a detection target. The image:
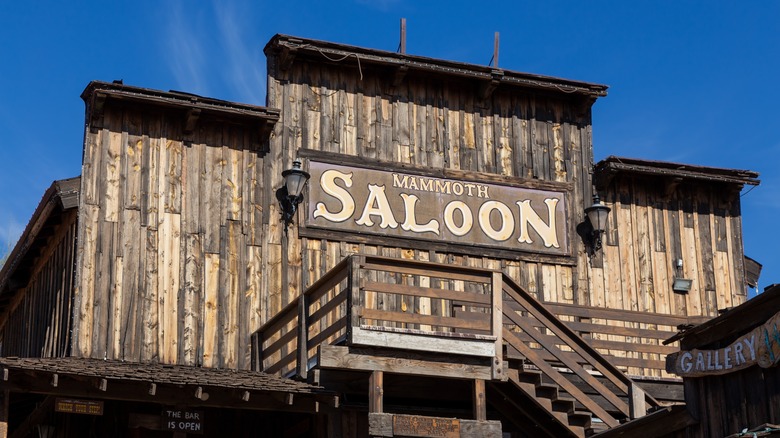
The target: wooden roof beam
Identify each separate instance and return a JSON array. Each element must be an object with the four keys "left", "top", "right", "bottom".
[
  {"left": 279, "top": 45, "right": 298, "bottom": 71},
  {"left": 479, "top": 69, "right": 504, "bottom": 101},
  {"left": 664, "top": 177, "right": 683, "bottom": 197},
  {"left": 392, "top": 65, "right": 408, "bottom": 87},
  {"left": 183, "top": 108, "right": 201, "bottom": 134}
]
